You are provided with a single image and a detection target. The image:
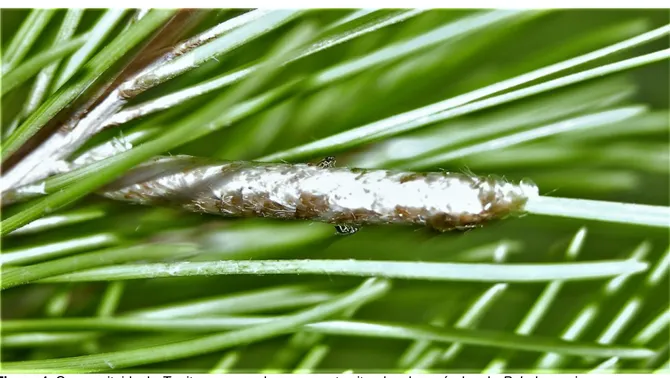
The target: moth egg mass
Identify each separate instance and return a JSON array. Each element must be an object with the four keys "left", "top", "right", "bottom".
[
  {"left": 102, "top": 156, "right": 541, "bottom": 233},
  {"left": 519, "top": 177, "right": 540, "bottom": 199}
]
